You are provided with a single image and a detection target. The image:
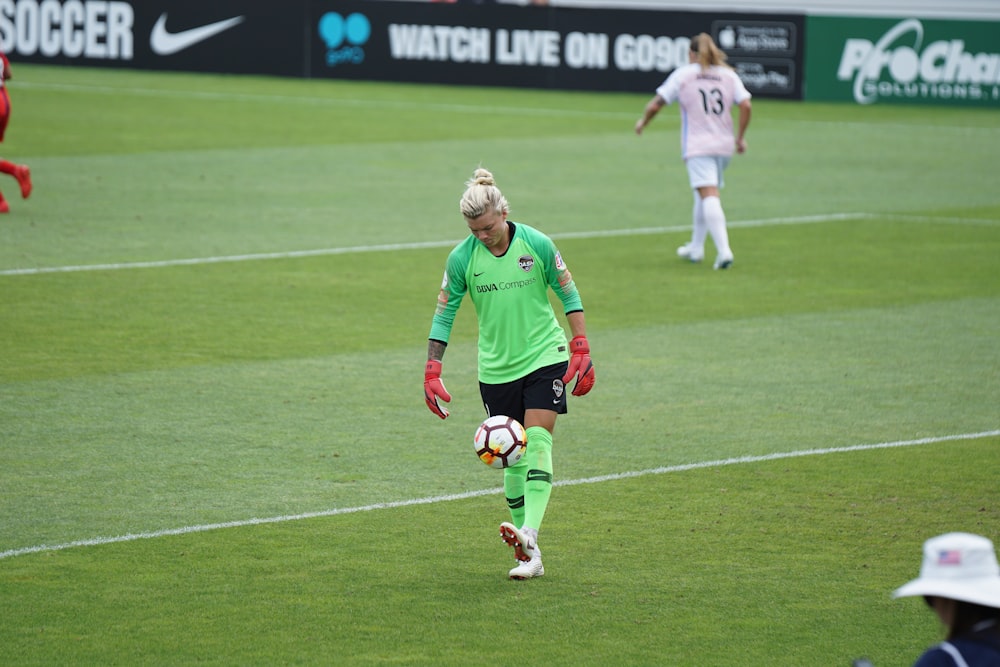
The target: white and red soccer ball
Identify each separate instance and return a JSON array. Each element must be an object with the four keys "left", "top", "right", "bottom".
[{"left": 473, "top": 415, "right": 527, "bottom": 469}]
